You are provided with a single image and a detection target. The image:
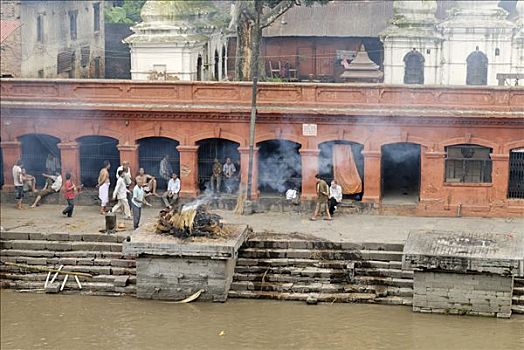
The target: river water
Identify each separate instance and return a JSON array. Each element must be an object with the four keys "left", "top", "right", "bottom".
[{"left": 1, "top": 290, "right": 523, "bottom": 350}]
